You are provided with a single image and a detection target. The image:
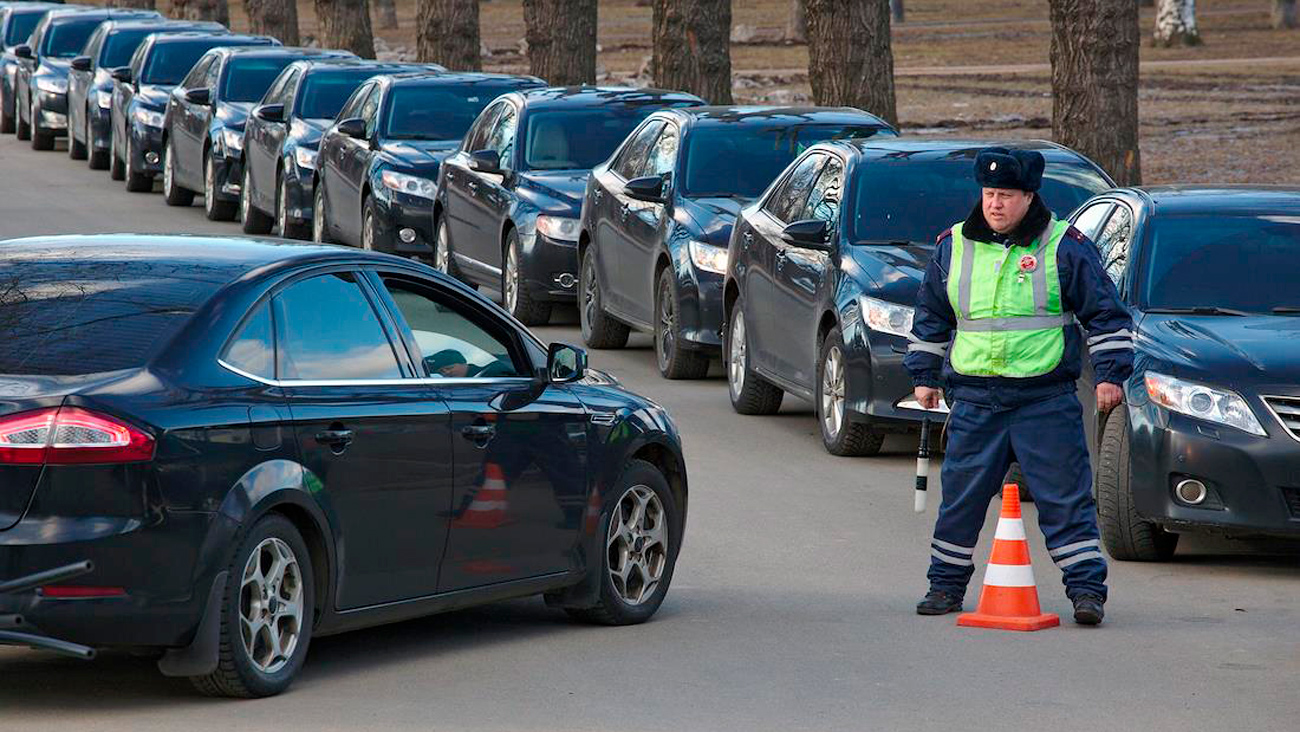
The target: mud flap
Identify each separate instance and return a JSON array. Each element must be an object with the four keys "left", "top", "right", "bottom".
[{"left": 157, "top": 571, "right": 226, "bottom": 678}]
